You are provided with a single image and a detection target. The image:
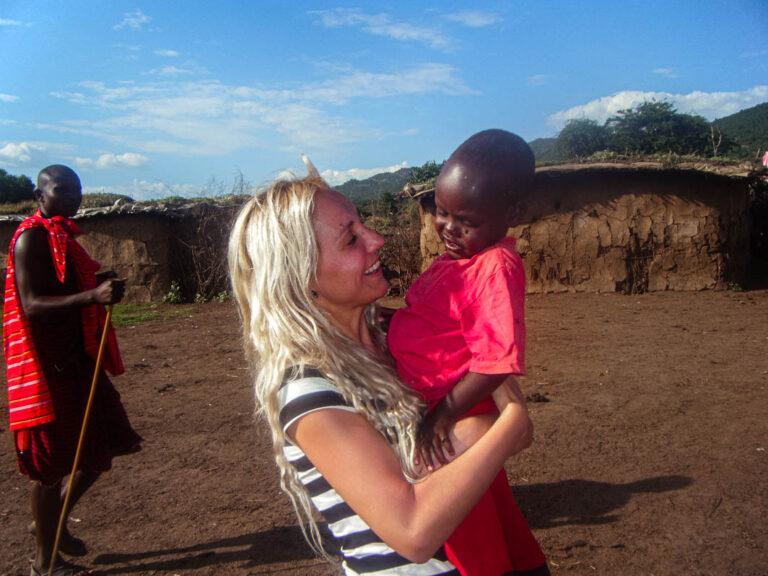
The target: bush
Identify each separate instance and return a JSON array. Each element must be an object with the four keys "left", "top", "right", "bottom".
[
  {"left": 555, "top": 119, "right": 608, "bottom": 159},
  {"left": 364, "top": 198, "right": 421, "bottom": 296},
  {"left": 80, "top": 192, "right": 134, "bottom": 208},
  {"left": 0, "top": 169, "right": 34, "bottom": 203},
  {"left": 162, "top": 281, "right": 184, "bottom": 304},
  {"left": 409, "top": 161, "right": 443, "bottom": 184}
]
